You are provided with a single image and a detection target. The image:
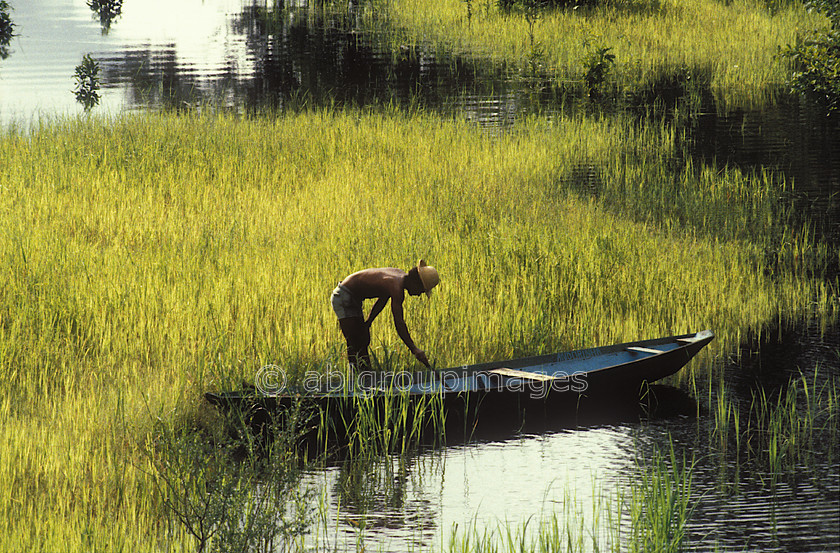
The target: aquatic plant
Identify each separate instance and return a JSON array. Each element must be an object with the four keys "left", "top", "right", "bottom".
[
  {"left": 709, "top": 365, "right": 839, "bottom": 484},
  {"left": 712, "top": 375, "right": 739, "bottom": 456},
  {"left": 73, "top": 54, "right": 101, "bottom": 111},
  {"left": 445, "top": 492, "right": 616, "bottom": 552},
  {"left": 324, "top": 381, "right": 447, "bottom": 457},
  {"left": 779, "top": 0, "right": 840, "bottom": 115},
  {"left": 746, "top": 368, "right": 839, "bottom": 474},
  {"left": 626, "top": 444, "right": 695, "bottom": 553},
  {"left": 582, "top": 43, "right": 616, "bottom": 99}
]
